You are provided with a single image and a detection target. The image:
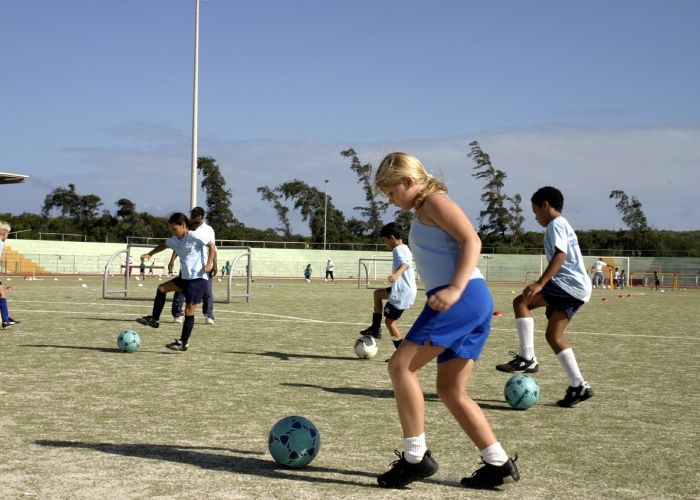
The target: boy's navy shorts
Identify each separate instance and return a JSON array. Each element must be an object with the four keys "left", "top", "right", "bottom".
[
  {"left": 405, "top": 278, "right": 493, "bottom": 363},
  {"left": 172, "top": 276, "right": 208, "bottom": 305},
  {"left": 541, "top": 280, "right": 585, "bottom": 320},
  {"left": 383, "top": 301, "right": 405, "bottom": 320}
]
